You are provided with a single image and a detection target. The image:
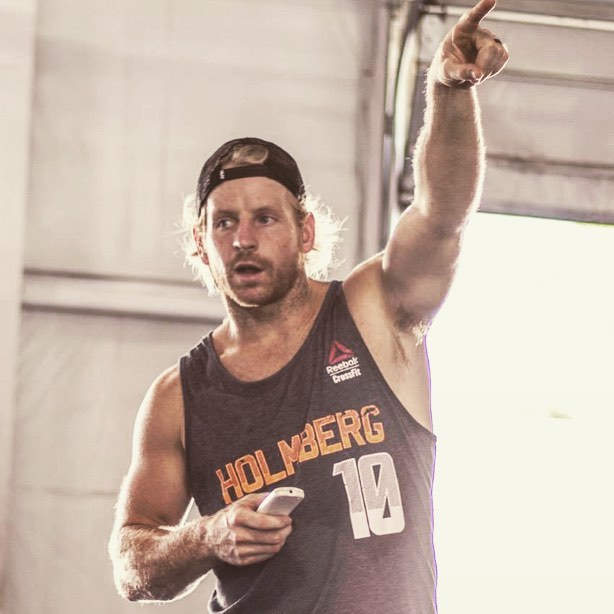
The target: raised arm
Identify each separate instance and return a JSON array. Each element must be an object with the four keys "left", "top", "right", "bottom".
[
  {"left": 108, "top": 366, "right": 293, "bottom": 603},
  {"left": 373, "top": 0, "right": 508, "bottom": 330}
]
